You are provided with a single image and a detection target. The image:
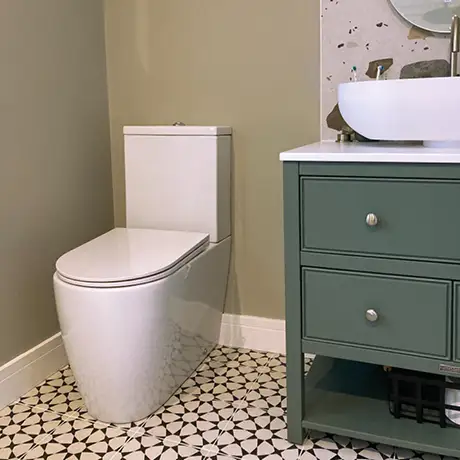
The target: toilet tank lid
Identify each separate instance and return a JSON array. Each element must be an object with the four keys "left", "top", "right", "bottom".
[{"left": 123, "top": 125, "right": 232, "bottom": 136}]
